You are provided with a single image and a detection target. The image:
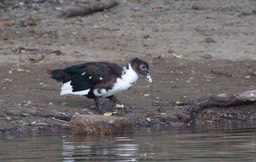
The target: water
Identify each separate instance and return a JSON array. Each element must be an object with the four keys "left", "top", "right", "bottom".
[{"left": 0, "top": 128, "right": 256, "bottom": 162}]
